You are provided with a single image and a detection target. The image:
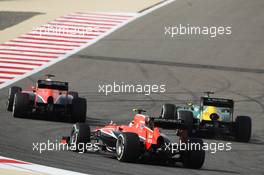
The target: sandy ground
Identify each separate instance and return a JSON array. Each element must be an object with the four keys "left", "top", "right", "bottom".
[{"left": 0, "top": 169, "right": 40, "bottom": 175}]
